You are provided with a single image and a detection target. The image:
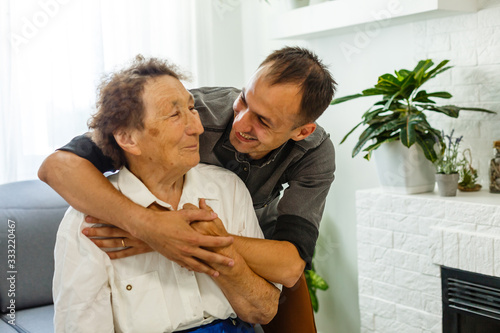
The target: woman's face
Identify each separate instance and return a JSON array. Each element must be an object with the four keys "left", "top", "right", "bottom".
[{"left": 135, "top": 75, "right": 204, "bottom": 172}]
